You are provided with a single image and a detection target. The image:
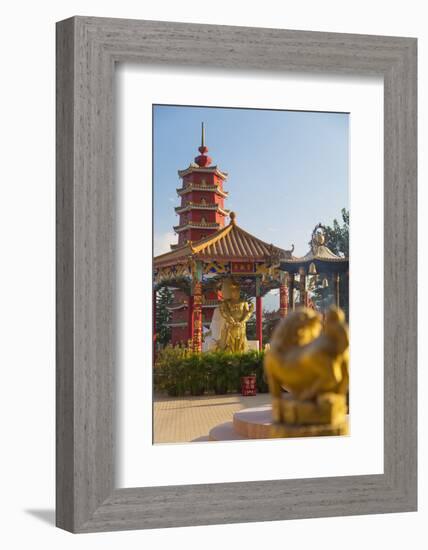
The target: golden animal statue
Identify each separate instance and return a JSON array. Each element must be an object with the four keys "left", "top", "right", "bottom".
[
  {"left": 264, "top": 306, "right": 349, "bottom": 437},
  {"left": 218, "top": 280, "right": 254, "bottom": 353}
]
